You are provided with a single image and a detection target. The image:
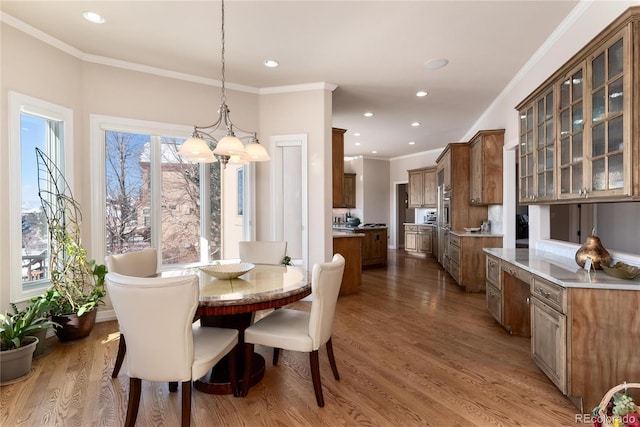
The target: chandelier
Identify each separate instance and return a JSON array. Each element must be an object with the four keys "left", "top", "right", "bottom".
[{"left": 178, "top": 0, "right": 270, "bottom": 167}]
